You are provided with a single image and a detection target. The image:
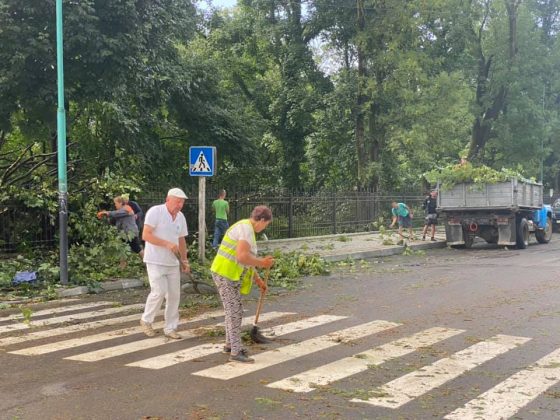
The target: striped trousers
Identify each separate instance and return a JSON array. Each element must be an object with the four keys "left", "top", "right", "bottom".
[{"left": 212, "top": 273, "right": 244, "bottom": 355}]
